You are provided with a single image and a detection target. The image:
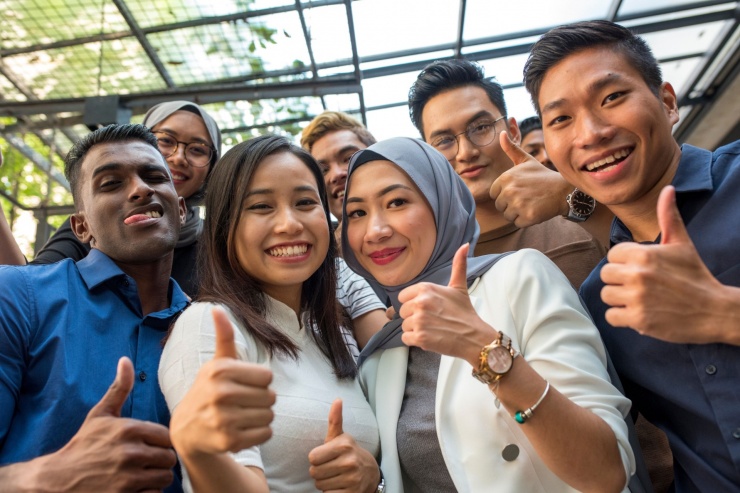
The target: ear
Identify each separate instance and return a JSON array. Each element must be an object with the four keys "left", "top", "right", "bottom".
[
  {"left": 506, "top": 117, "right": 521, "bottom": 145},
  {"left": 70, "top": 211, "right": 94, "bottom": 245},
  {"left": 178, "top": 196, "right": 187, "bottom": 226},
  {"left": 659, "top": 82, "right": 680, "bottom": 126}
]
